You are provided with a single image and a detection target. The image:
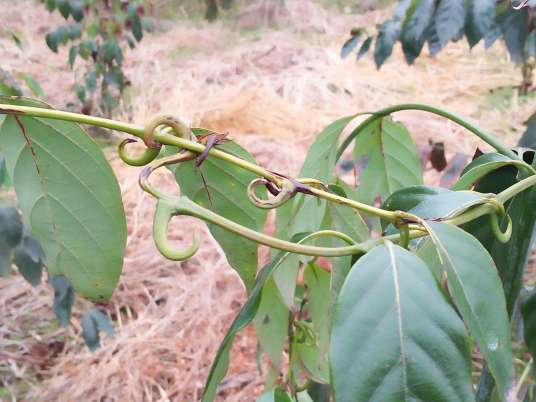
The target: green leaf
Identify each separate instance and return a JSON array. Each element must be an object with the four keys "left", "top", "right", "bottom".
[
  {"left": 20, "top": 74, "right": 44, "bottom": 98},
  {"left": 427, "top": 16, "right": 443, "bottom": 56},
  {"left": 202, "top": 235, "right": 306, "bottom": 402},
  {"left": 0, "top": 203, "right": 23, "bottom": 252},
  {"left": 0, "top": 97, "right": 127, "bottom": 301},
  {"left": 401, "top": 0, "right": 435, "bottom": 64},
  {"left": 173, "top": 141, "right": 267, "bottom": 292},
  {"left": 257, "top": 389, "right": 294, "bottom": 402},
  {"left": 45, "top": 31, "right": 59, "bottom": 53},
  {"left": 69, "top": 0, "right": 84, "bottom": 22},
  {"left": 252, "top": 278, "right": 289, "bottom": 372},
  {"left": 353, "top": 117, "right": 422, "bottom": 205},
  {"left": 520, "top": 111, "right": 536, "bottom": 149},
  {"left": 452, "top": 153, "right": 527, "bottom": 190},
  {"left": 0, "top": 68, "right": 23, "bottom": 96},
  {"left": 14, "top": 235, "right": 45, "bottom": 286},
  {"left": 276, "top": 116, "right": 355, "bottom": 240},
  {"left": 68, "top": 46, "right": 78, "bottom": 69},
  {"left": 499, "top": 8, "right": 529, "bottom": 63},
  {"left": 205, "top": 0, "right": 218, "bottom": 21},
  {"left": 130, "top": 14, "right": 143, "bottom": 42},
  {"left": 50, "top": 275, "right": 74, "bottom": 327},
  {"left": 434, "top": 0, "right": 466, "bottom": 47},
  {"left": 357, "top": 36, "right": 372, "bottom": 60},
  {"left": 522, "top": 291, "right": 536, "bottom": 360},
  {"left": 421, "top": 222, "right": 513, "bottom": 399},
  {"left": 374, "top": 20, "right": 401, "bottom": 68},
  {"left": 466, "top": 0, "right": 496, "bottom": 47},
  {"left": 45, "top": 0, "right": 56, "bottom": 12},
  {"left": 82, "top": 307, "right": 115, "bottom": 351},
  {"left": 341, "top": 32, "right": 362, "bottom": 58},
  {"left": 0, "top": 155, "right": 11, "bottom": 188},
  {"left": 331, "top": 242, "right": 474, "bottom": 402},
  {"left": 57, "top": 0, "right": 70, "bottom": 19}
]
